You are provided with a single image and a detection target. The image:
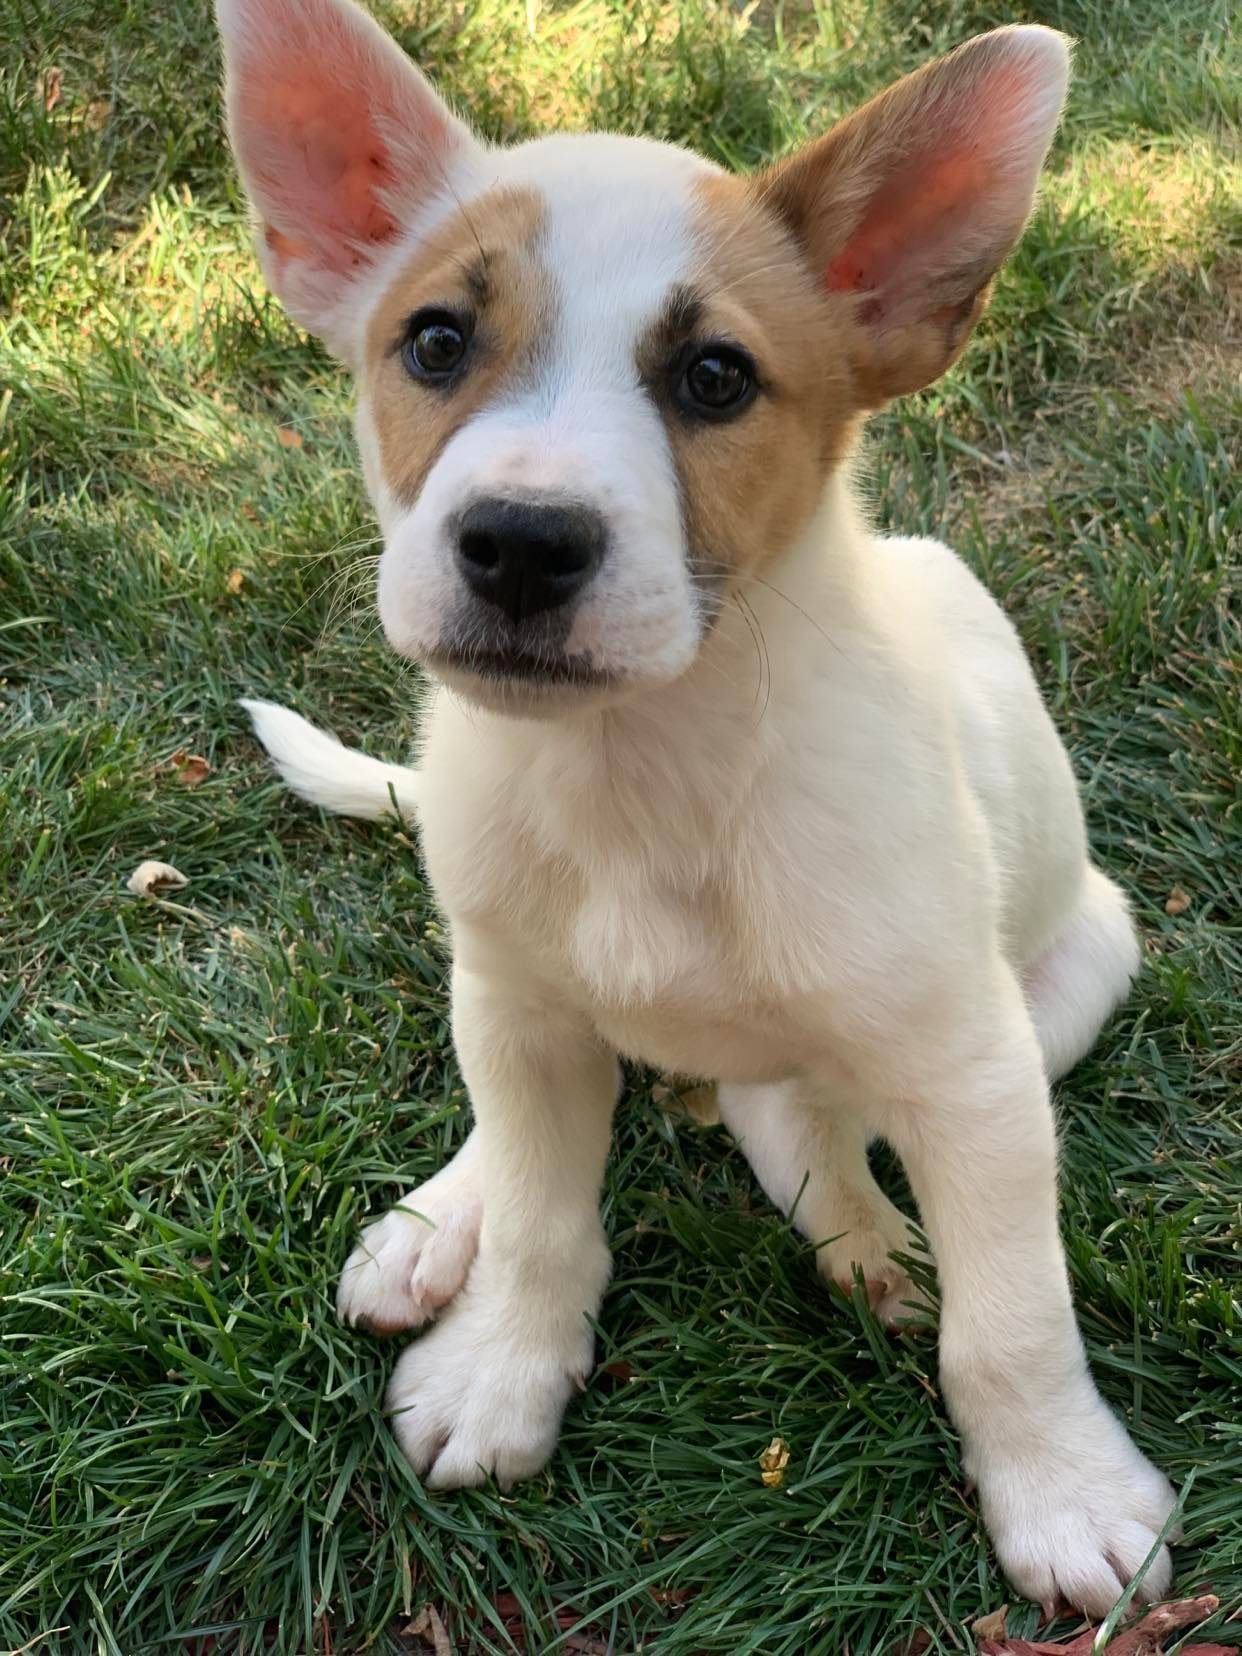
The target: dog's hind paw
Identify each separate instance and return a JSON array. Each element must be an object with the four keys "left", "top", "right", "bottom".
[
  {"left": 819, "top": 1192, "right": 933, "bottom": 1327},
  {"left": 337, "top": 1140, "right": 481, "bottom": 1334}
]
